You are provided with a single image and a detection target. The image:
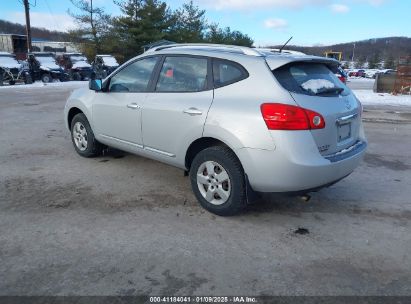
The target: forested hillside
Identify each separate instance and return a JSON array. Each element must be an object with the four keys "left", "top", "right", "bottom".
[
  {"left": 0, "top": 19, "right": 70, "bottom": 41},
  {"left": 270, "top": 37, "right": 411, "bottom": 63}
]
